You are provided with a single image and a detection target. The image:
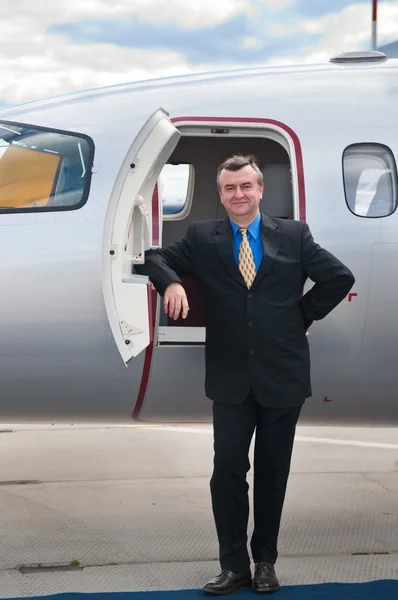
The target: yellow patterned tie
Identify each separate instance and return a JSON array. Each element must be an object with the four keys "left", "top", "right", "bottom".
[{"left": 238, "top": 228, "right": 257, "bottom": 288}]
